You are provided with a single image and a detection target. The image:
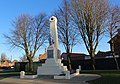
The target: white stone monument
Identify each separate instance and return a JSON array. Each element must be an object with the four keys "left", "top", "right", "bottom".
[
  {"left": 47, "top": 16, "right": 60, "bottom": 62},
  {"left": 37, "top": 16, "right": 67, "bottom": 76},
  {"left": 37, "top": 16, "right": 80, "bottom": 79}
]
